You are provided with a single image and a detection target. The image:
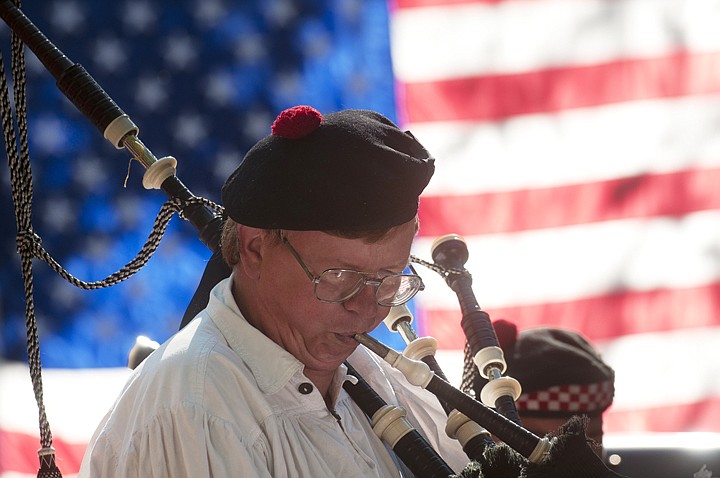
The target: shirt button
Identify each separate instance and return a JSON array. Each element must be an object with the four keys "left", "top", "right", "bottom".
[{"left": 298, "top": 382, "right": 313, "bottom": 395}]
